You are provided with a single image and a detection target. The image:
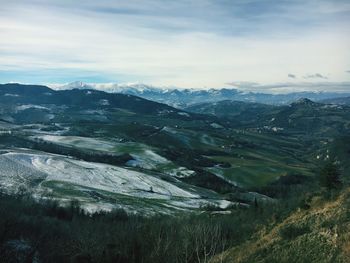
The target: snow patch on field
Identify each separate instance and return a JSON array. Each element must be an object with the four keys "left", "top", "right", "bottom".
[
  {"left": 16, "top": 104, "right": 49, "bottom": 111},
  {"left": 99, "top": 99, "right": 109, "bottom": 105},
  {"left": 12, "top": 152, "right": 198, "bottom": 199},
  {"left": 160, "top": 126, "right": 179, "bottom": 135},
  {"left": 178, "top": 112, "right": 190, "bottom": 117},
  {"left": 210, "top": 123, "right": 223, "bottom": 129},
  {"left": 167, "top": 167, "right": 195, "bottom": 178},
  {"left": 35, "top": 135, "right": 116, "bottom": 152},
  {"left": 0, "top": 150, "right": 220, "bottom": 212},
  {"left": 33, "top": 135, "right": 195, "bottom": 178},
  {"left": 127, "top": 150, "right": 169, "bottom": 169},
  {"left": 0, "top": 149, "right": 235, "bottom": 214}
]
